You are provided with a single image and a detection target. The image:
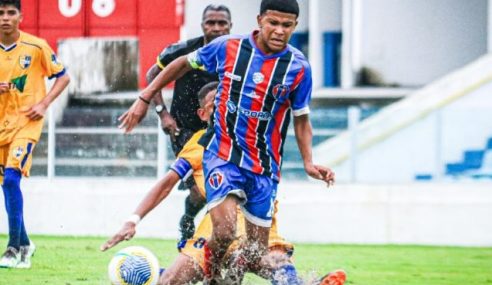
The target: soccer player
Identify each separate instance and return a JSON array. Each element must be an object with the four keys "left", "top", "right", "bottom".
[
  {"left": 118, "top": 0, "right": 335, "bottom": 282},
  {"left": 101, "top": 83, "right": 345, "bottom": 285},
  {"left": 0, "top": 0, "right": 70, "bottom": 269},
  {"left": 146, "top": 4, "right": 232, "bottom": 242}
]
